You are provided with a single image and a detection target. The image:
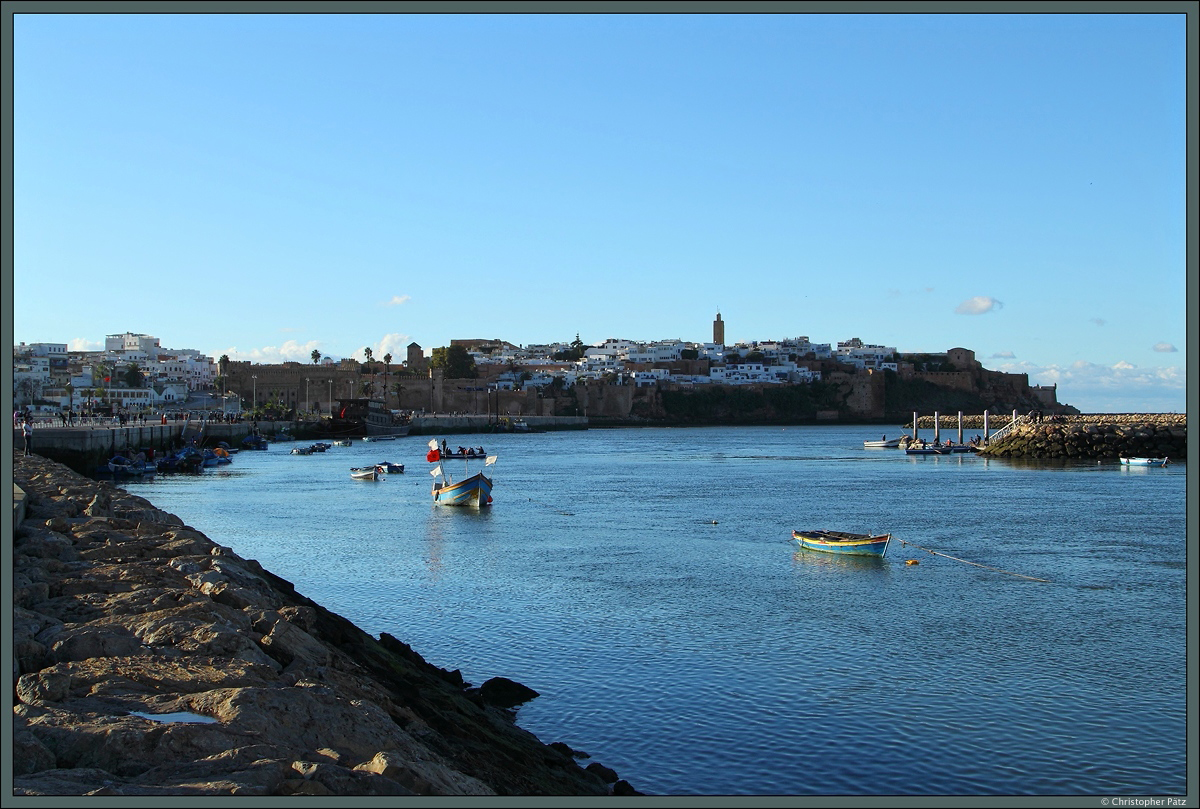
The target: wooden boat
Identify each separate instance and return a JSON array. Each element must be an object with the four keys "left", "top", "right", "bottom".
[
  {"left": 432, "top": 470, "right": 493, "bottom": 505},
  {"left": 792, "top": 529, "right": 891, "bottom": 557},
  {"left": 241, "top": 434, "right": 269, "bottom": 451},
  {"left": 108, "top": 455, "right": 157, "bottom": 477},
  {"left": 376, "top": 462, "right": 404, "bottom": 474},
  {"left": 291, "top": 446, "right": 314, "bottom": 455},
  {"left": 864, "top": 436, "right": 903, "bottom": 448},
  {"left": 350, "top": 466, "right": 380, "bottom": 481},
  {"left": 905, "top": 445, "right": 950, "bottom": 455},
  {"left": 1120, "top": 456, "right": 1170, "bottom": 467},
  {"left": 427, "top": 439, "right": 495, "bottom": 506}
]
